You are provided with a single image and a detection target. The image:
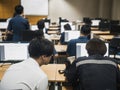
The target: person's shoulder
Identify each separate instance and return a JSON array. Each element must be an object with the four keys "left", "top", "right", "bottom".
[{"left": 69, "top": 38, "right": 78, "bottom": 43}]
